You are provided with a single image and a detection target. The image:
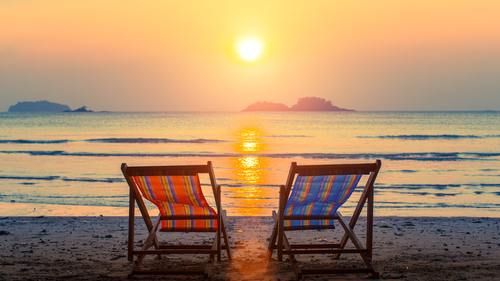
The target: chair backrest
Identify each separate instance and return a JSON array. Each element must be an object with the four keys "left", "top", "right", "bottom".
[
  {"left": 122, "top": 162, "right": 217, "bottom": 209},
  {"left": 288, "top": 174, "right": 362, "bottom": 207},
  {"left": 131, "top": 175, "right": 210, "bottom": 207},
  {"left": 284, "top": 160, "right": 381, "bottom": 215}
]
